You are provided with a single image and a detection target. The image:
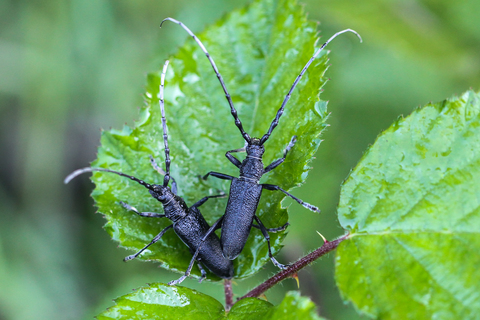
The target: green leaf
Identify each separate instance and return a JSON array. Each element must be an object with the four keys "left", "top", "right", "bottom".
[
  {"left": 228, "top": 291, "right": 324, "bottom": 320},
  {"left": 96, "top": 283, "right": 225, "bottom": 320},
  {"left": 97, "top": 284, "right": 324, "bottom": 320},
  {"left": 335, "top": 90, "right": 480, "bottom": 319},
  {"left": 91, "top": 0, "right": 330, "bottom": 279}
]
